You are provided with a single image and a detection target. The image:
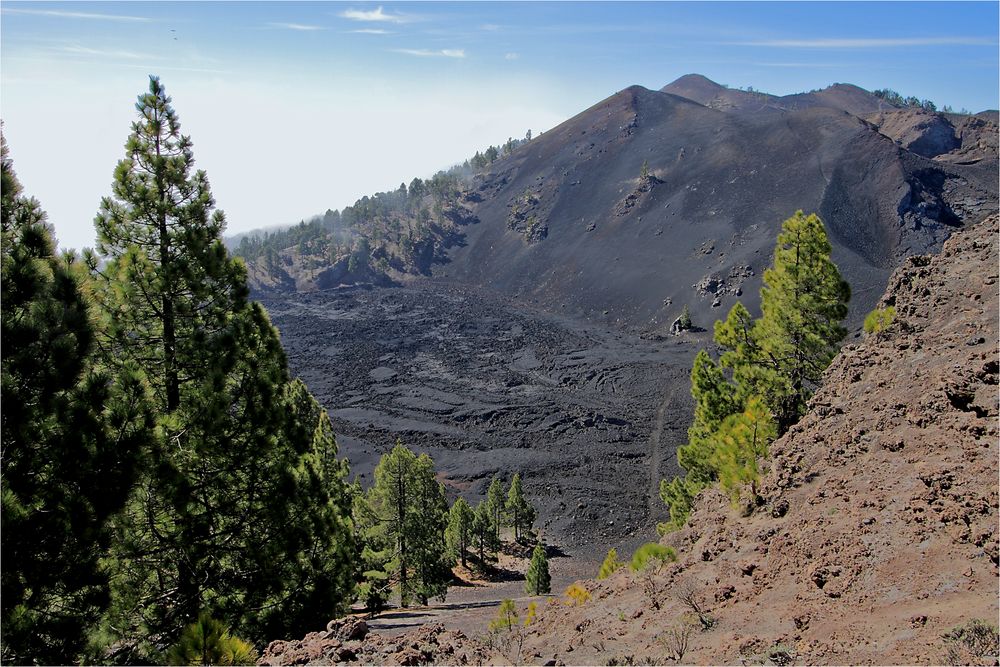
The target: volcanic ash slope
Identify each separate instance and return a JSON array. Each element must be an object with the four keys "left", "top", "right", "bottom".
[{"left": 518, "top": 213, "right": 999, "bottom": 666}]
